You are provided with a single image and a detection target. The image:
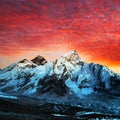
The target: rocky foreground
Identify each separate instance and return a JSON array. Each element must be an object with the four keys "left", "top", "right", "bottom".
[{"left": 0, "top": 93, "right": 120, "bottom": 120}]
